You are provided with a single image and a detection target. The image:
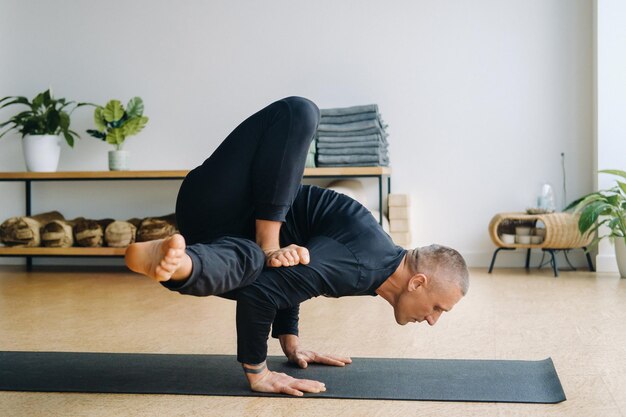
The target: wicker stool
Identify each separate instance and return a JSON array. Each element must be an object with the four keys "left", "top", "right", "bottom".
[{"left": 488, "top": 212, "right": 594, "bottom": 276}]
